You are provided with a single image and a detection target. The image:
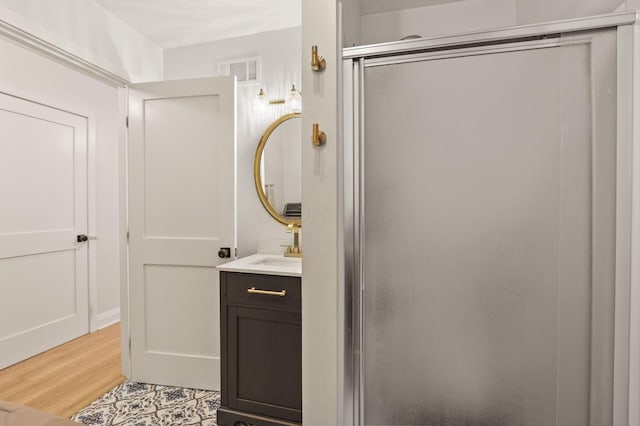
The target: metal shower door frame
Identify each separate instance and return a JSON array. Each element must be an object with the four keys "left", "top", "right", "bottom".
[{"left": 341, "top": 11, "right": 640, "bottom": 426}]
